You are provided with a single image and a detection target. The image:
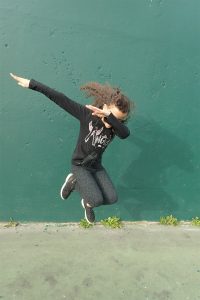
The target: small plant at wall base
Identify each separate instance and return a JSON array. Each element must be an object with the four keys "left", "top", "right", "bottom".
[
  {"left": 79, "top": 219, "right": 94, "bottom": 229},
  {"left": 4, "top": 217, "right": 19, "bottom": 228},
  {"left": 100, "top": 216, "right": 123, "bottom": 228},
  {"left": 191, "top": 217, "right": 200, "bottom": 226},
  {"left": 159, "top": 215, "right": 179, "bottom": 226}
]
